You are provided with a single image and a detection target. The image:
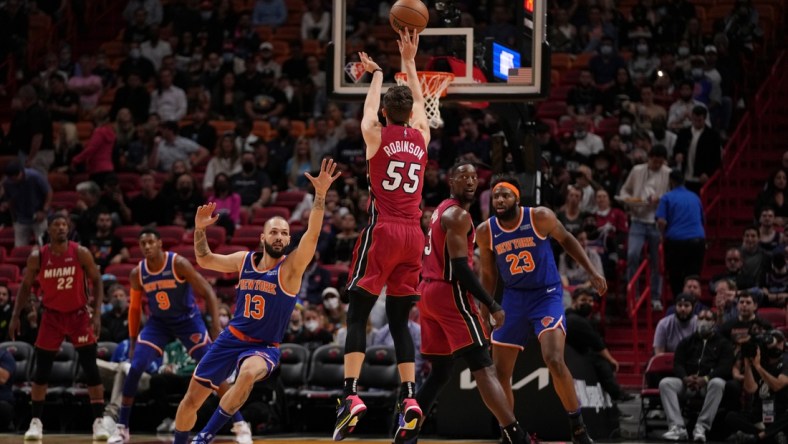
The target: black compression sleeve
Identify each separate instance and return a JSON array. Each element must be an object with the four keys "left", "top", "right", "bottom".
[{"left": 450, "top": 257, "right": 501, "bottom": 312}]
